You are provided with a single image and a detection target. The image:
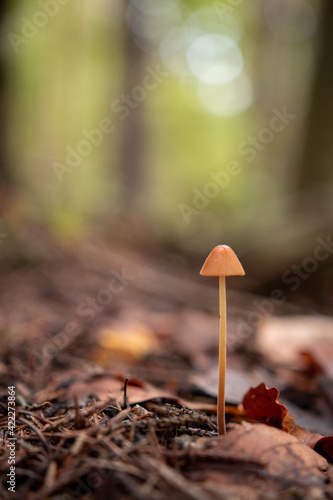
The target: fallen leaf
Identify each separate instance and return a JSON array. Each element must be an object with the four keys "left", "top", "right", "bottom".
[
  {"left": 190, "top": 365, "right": 263, "bottom": 404},
  {"left": 314, "top": 436, "right": 333, "bottom": 463},
  {"left": 172, "top": 309, "right": 219, "bottom": 369},
  {"left": 175, "top": 422, "right": 328, "bottom": 489},
  {"left": 93, "top": 322, "right": 160, "bottom": 363},
  {"left": 256, "top": 316, "right": 333, "bottom": 378},
  {"left": 35, "top": 370, "right": 217, "bottom": 412},
  {"left": 291, "top": 425, "right": 323, "bottom": 448},
  {"left": 241, "top": 384, "right": 333, "bottom": 462},
  {"left": 241, "top": 383, "right": 294, "bottom": 431}
]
